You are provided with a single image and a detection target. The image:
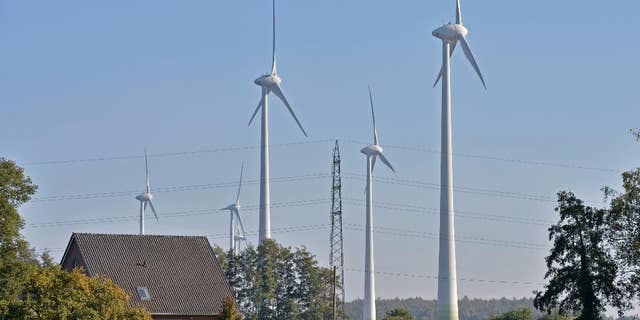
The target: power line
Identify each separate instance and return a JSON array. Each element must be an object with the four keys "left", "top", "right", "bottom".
[
  {"left": 24, "top": 140, "right": 334, "bottom": 166},
  {"left": 343, "top": 224, "right": 548, "bottom": 250},
  {"left": 31, "top": 173, "right": 329, "bottom": 202},
  {"left": 27, "top": 195, "right": 555, "bottom": 229},
  {"left": 23, "top": 137, "right": 620, "bottom": 173},
  {"left": 26, "top": 198, "right": 329, "bottom": 228},
  {"left": 343, "top": 173, "right": 556, "bottom": 202},
  {"left": 344, "top": 268, "right": 544, "bottom": 287},
  {"left": 31, "top": 170, "right": 565, "bottom": 205},
  {"left": 334, "top": 138, "right": 620, "bottom": 173},
  {"left": 341, "top": 198, "right": 554, "bottom": 226},
  {"left": 31, "top": 215, "right": 547, "bottom": 251}
]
